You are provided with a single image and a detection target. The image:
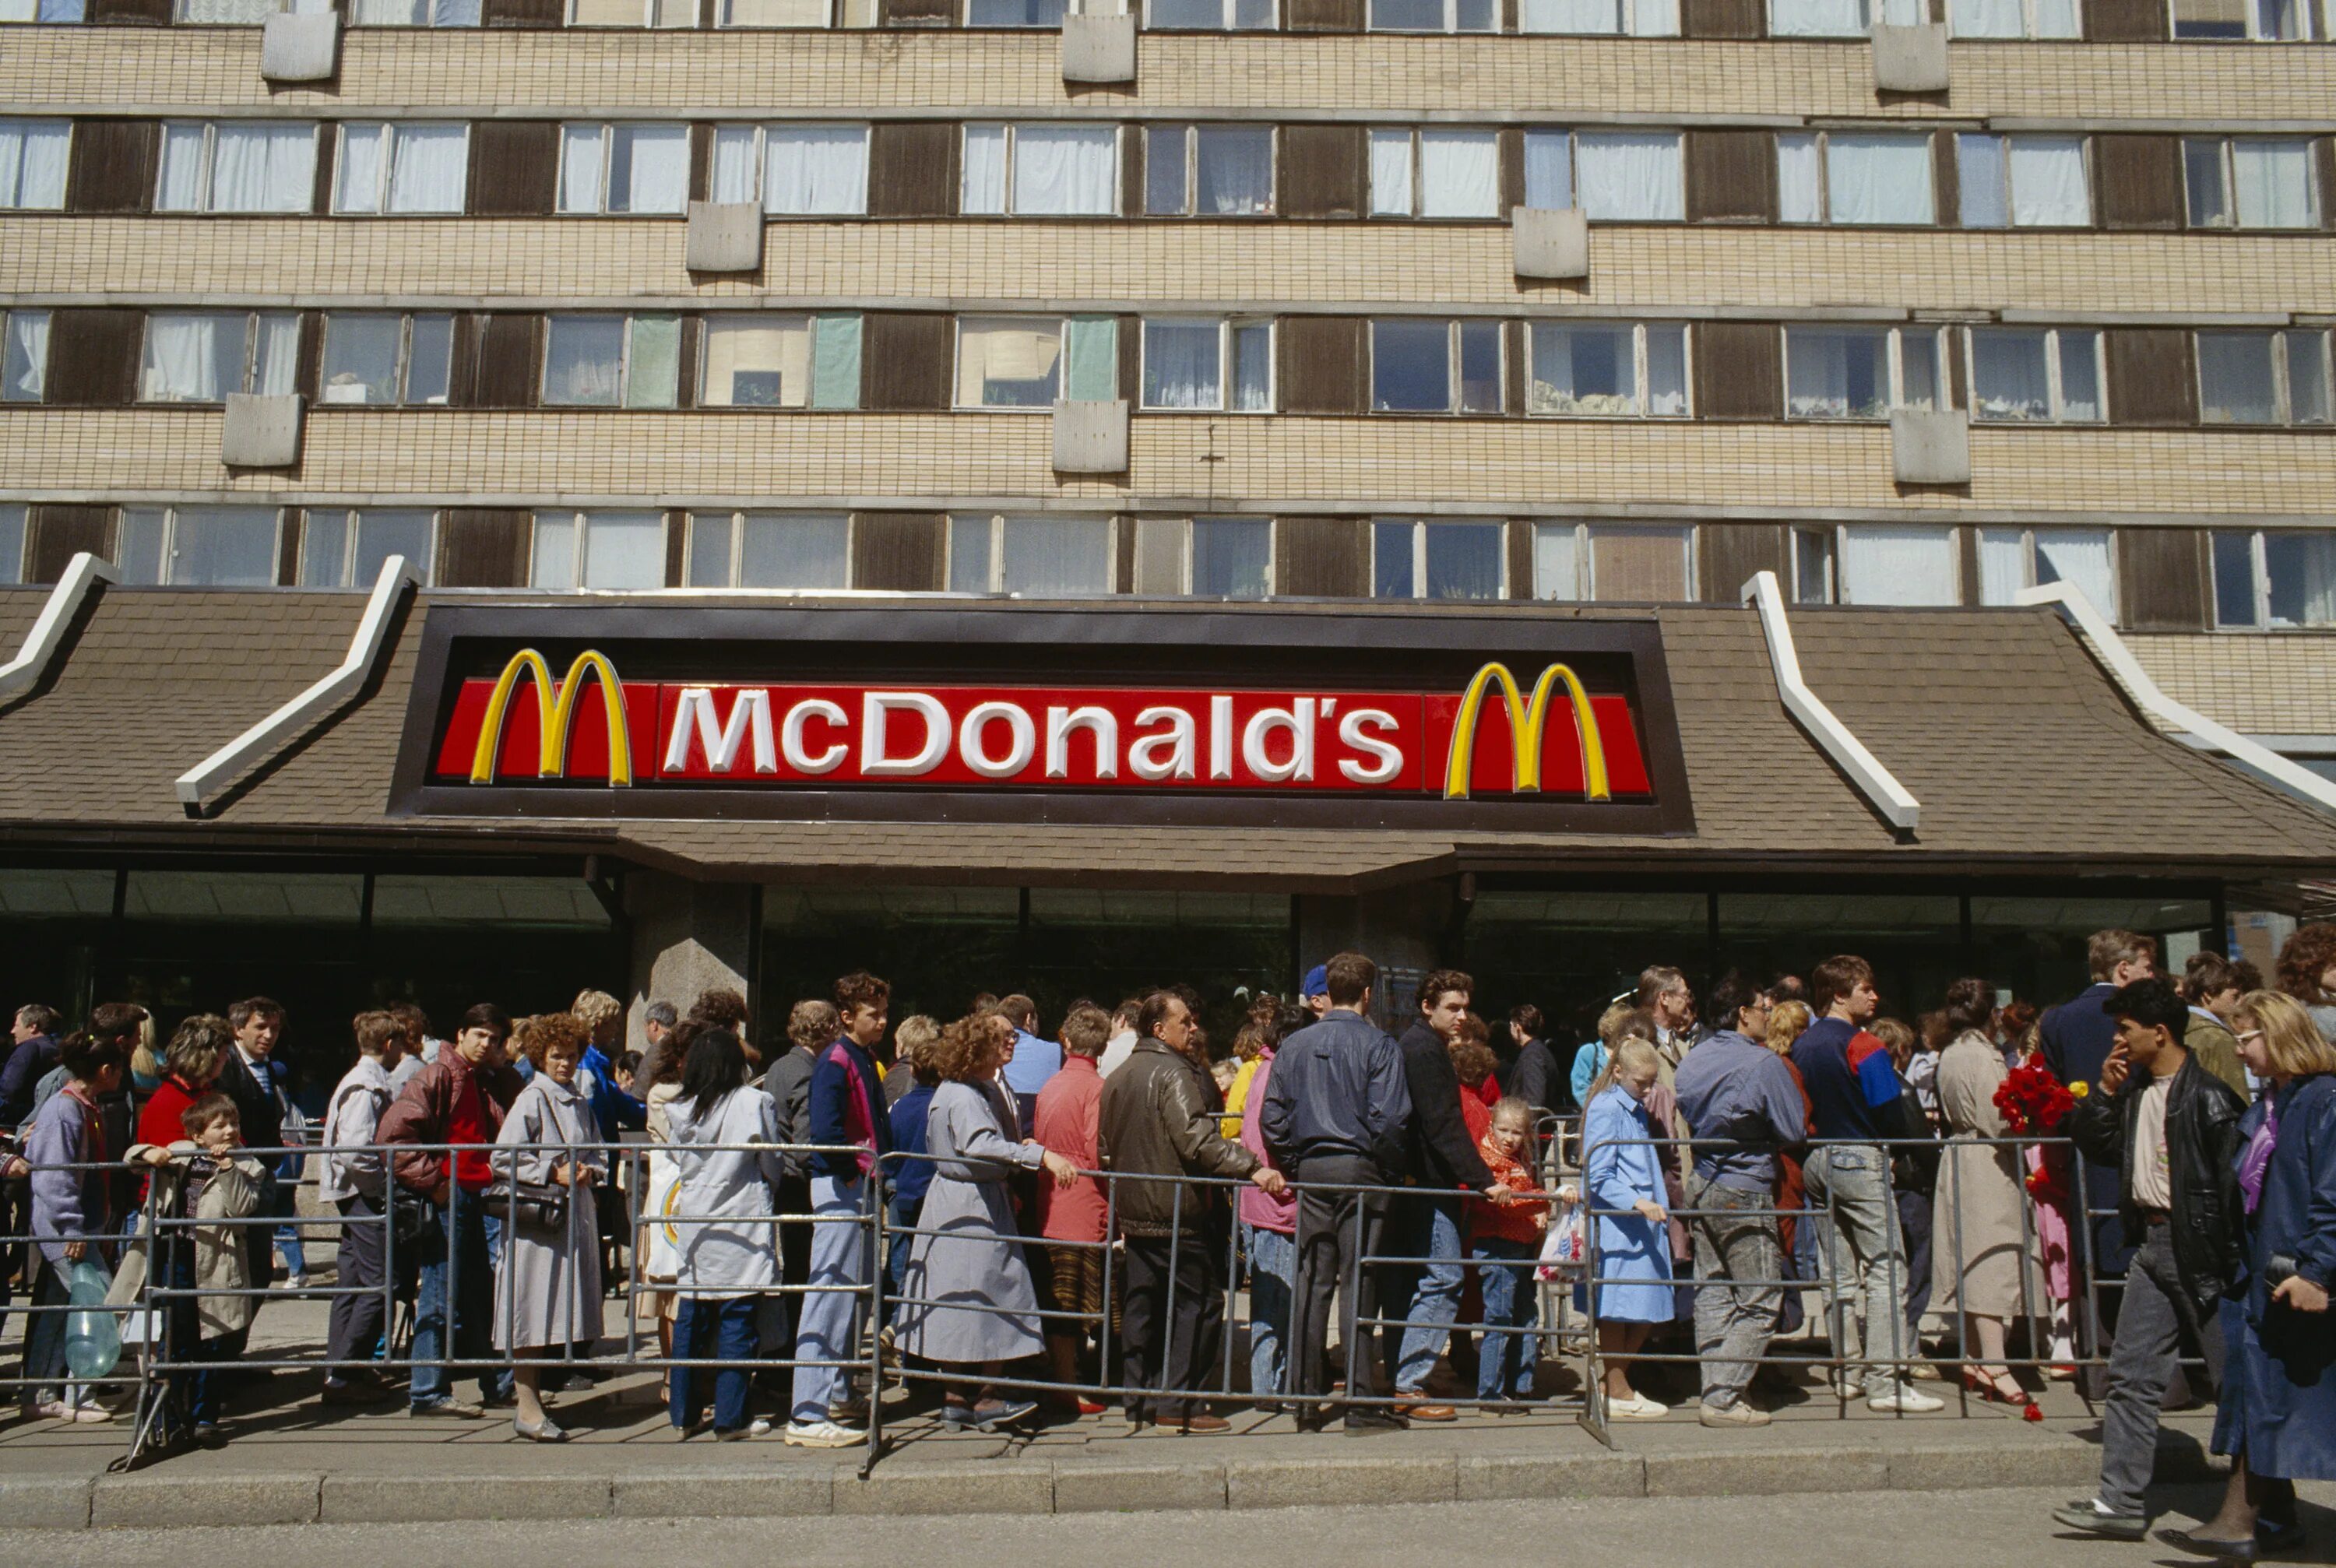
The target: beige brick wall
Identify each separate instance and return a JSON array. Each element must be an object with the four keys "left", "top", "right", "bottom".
[
  {"left": 7, "top": 216, "right": 2334, "bottom": 315},
  {"left": 2129, "top": 632, "right": 2336, "bottom": 735},
  {"left": 6, "top": 406, "right": 2334, "bottom": 512},
  {"left": 6, "top": 30, "right": 2335, "bottom": 121}
]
